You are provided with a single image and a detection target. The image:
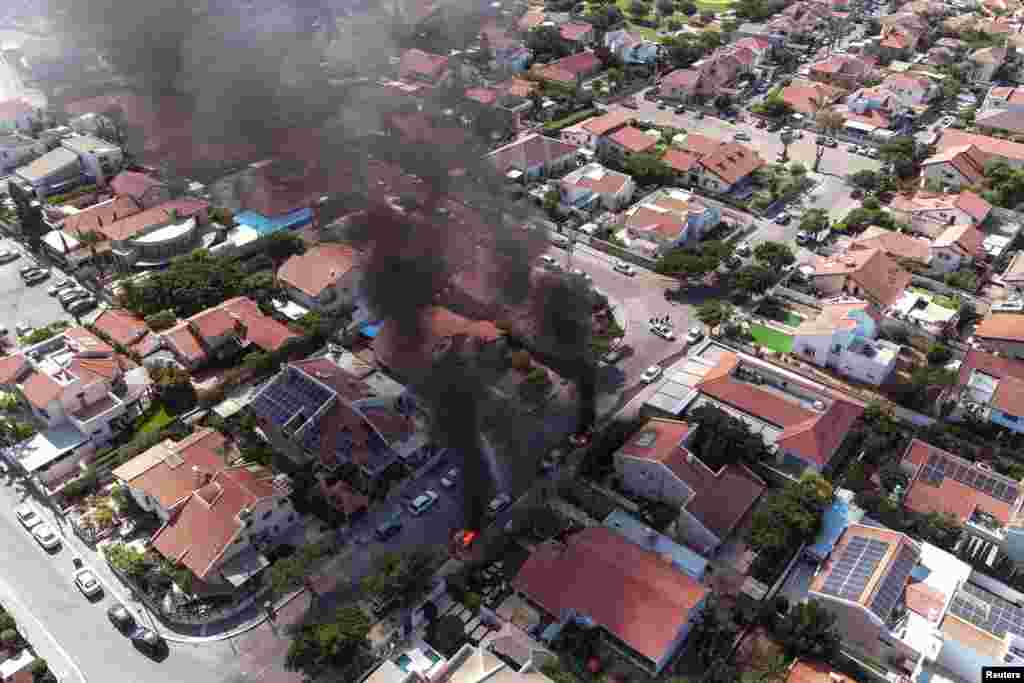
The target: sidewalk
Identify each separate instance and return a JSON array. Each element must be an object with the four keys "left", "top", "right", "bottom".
[{"left": 0, "top": 571, "right": 85, "bottom": 683}]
